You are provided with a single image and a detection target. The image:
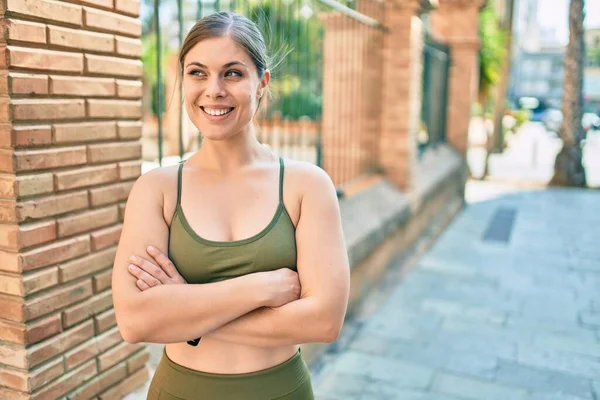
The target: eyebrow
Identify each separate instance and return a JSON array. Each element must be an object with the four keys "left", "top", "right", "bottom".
[{"left": 185, "top": 61, "right": 247, "bottom": 69}]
